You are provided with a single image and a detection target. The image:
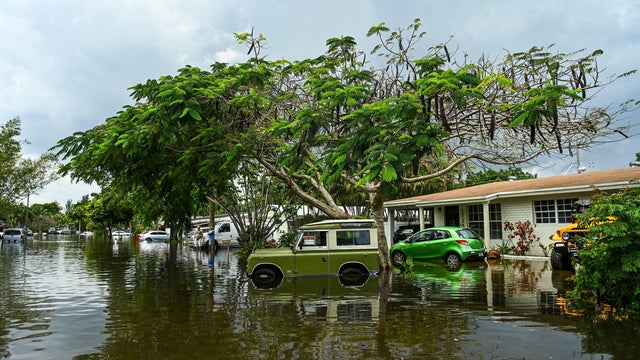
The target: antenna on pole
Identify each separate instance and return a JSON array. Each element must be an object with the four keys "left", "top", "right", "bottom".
[{"left": 576, "top": 148, "right": 587, "bottom": 173}]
